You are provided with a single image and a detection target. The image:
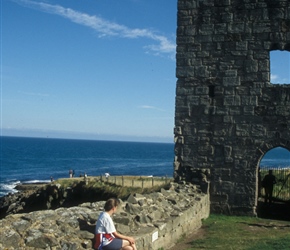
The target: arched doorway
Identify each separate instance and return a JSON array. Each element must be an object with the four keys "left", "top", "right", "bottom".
[{"left": 257, "top": 146, "right": 290, "bottom": 221}]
